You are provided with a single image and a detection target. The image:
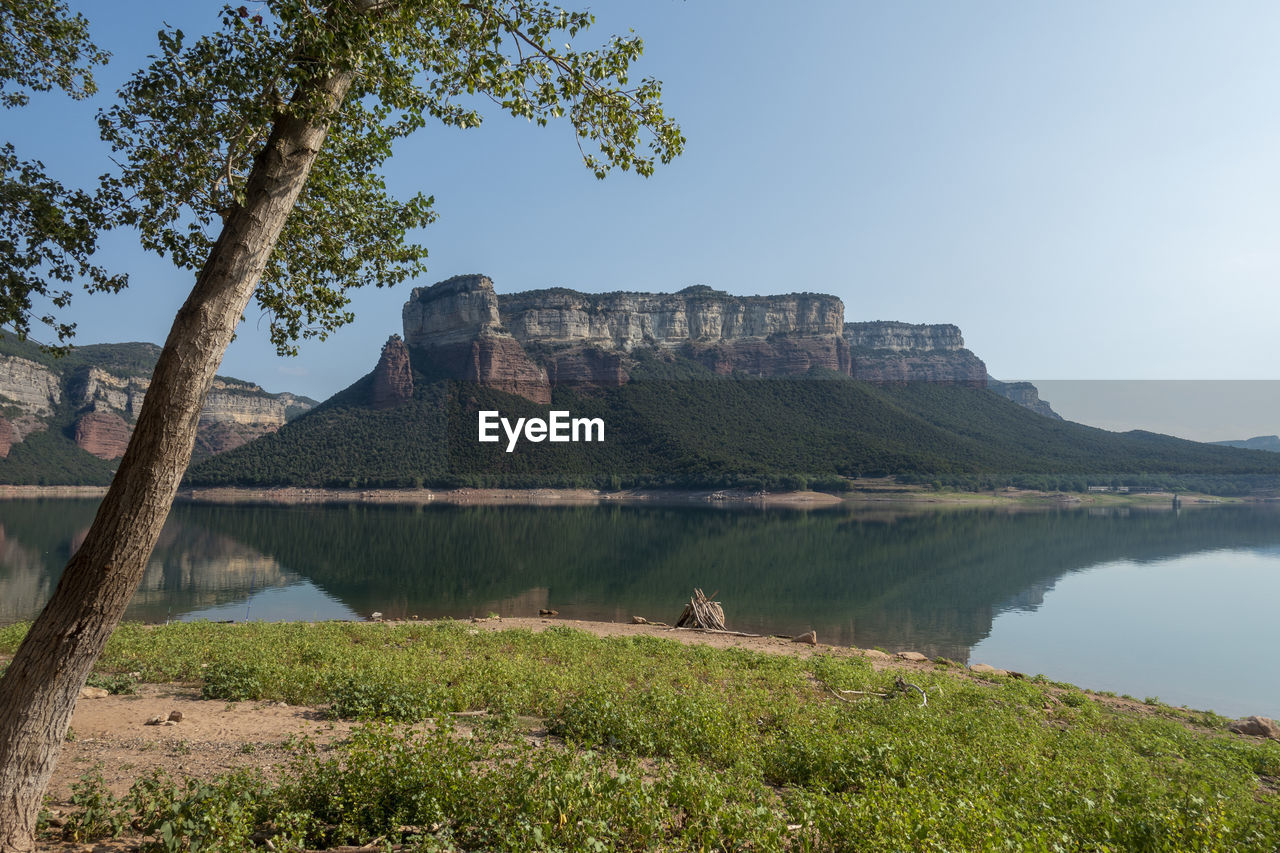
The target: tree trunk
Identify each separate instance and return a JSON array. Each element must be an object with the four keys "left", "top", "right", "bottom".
[{"left": 0, "top": 70, "right": 353, "bottom": 852}]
